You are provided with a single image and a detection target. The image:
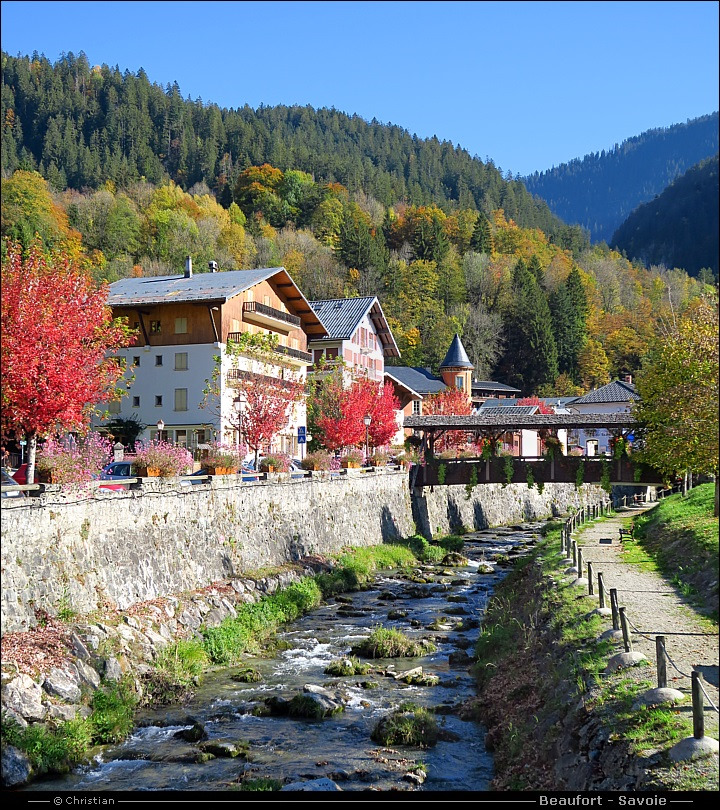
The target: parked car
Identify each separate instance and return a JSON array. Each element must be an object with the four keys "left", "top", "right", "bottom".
[
  {"left": 2, "top": 468, "right": 26, "bottom": 498},
  {"left": 11, "top": 463, "right": 27, "bottom": 484},
  {"left": 100, "top": 461, "right": 134, "bottom": 480}
]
